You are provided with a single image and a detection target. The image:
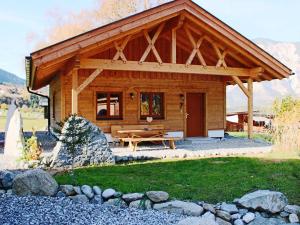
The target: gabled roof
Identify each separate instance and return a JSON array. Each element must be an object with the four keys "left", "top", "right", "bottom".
[{"left": 26, "top": 0, "right": 293, "bottom": 90}]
